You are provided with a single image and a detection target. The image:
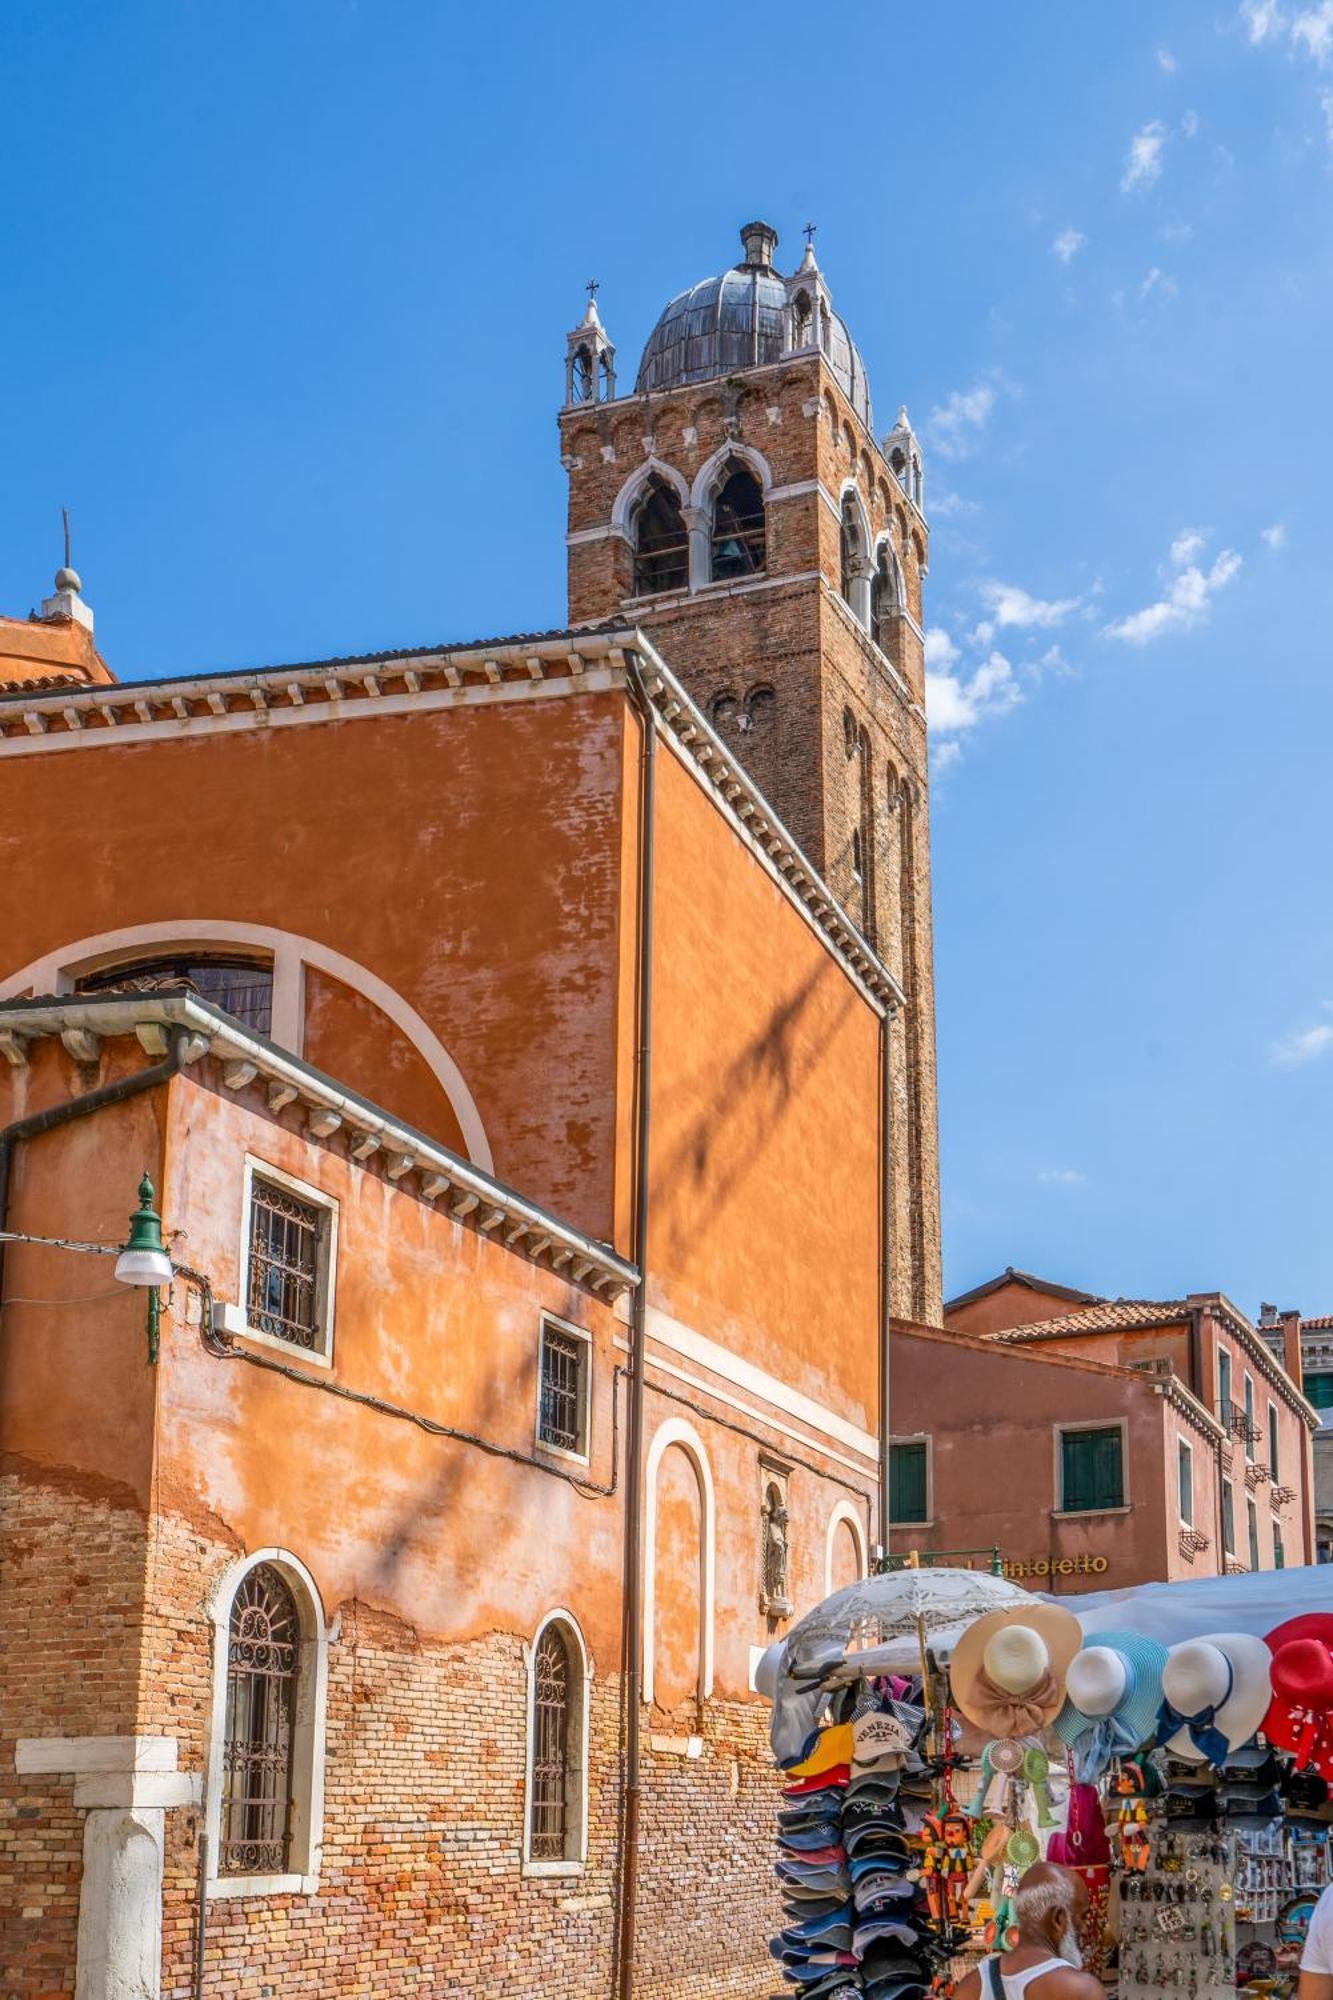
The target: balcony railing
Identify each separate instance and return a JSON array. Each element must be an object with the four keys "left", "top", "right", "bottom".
[
  {"left": 1227, "top": 1401, "right": 1261, "bottom": 1447},
  {"left": 1245, "top": 1458, "right": 1270, "bottom": 1490},
  {"left": 1272, "top": 1483, "right": 1299, "bottom": 1510},
  {"left": 1178, "top": 1527, "right": 1212, "bottom": 1564}
]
